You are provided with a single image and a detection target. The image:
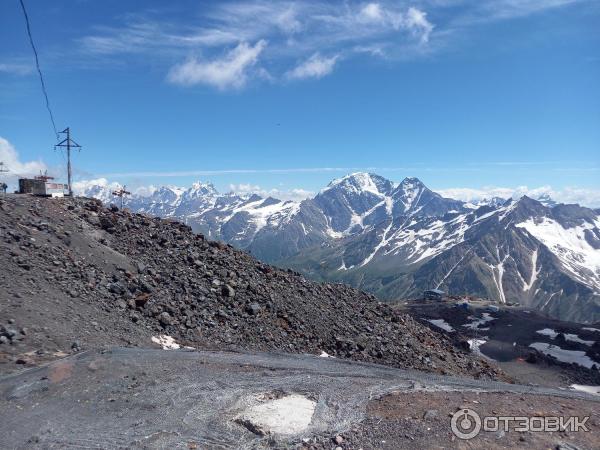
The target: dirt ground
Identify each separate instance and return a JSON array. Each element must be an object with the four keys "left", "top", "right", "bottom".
[{"left": 330, "top": 390, "right": 600, "bottom": 449}]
